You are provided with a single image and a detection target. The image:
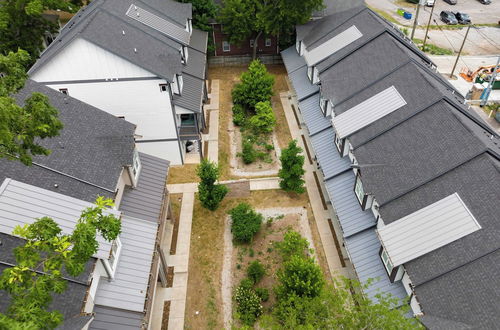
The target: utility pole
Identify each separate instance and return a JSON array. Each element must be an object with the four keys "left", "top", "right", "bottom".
[
  {"left": 422, "top": 3, "right": 436, "bottom": 51},
  {"left": 450, "top": 24, "right": 471, "bottom": 79},
  {"left": 480, "top": 55, "right": 500, "bottom": 109},
  {"left": 410, "top": 2, "right": 421, "bottom": 40}
]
